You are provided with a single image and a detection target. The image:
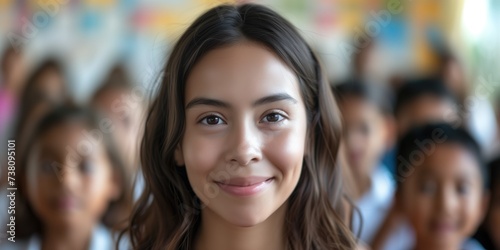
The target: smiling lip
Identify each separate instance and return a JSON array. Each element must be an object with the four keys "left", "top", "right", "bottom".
[{"left": 215, "top": 176, "right": 274, "bottom": 196}]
